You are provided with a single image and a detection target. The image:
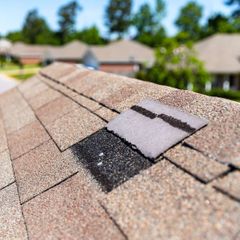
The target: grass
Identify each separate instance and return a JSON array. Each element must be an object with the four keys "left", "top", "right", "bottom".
[
  {"left": 0, "top": 63, "right": 39, "bottom": 72},
  {"left": 10, "top": 73, "right": 35, "bottom": 81}
]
